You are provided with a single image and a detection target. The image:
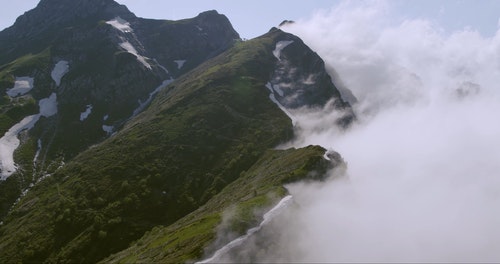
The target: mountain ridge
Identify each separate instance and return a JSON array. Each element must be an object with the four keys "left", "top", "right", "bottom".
[
  {"left": 0, "top": 0, "right": 240, "bottom": 222},
  {"left": 0, "top": 1, "right": 352, "bottom": 263}
]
